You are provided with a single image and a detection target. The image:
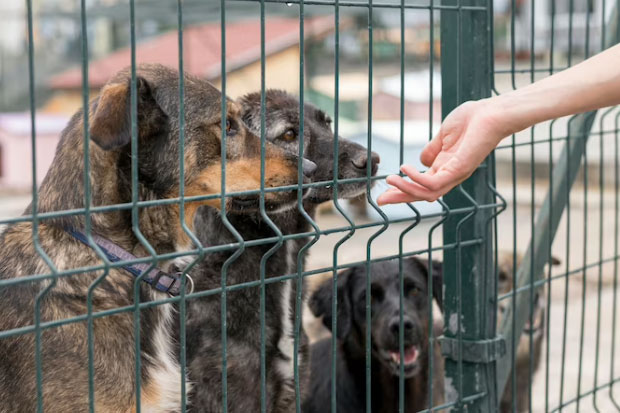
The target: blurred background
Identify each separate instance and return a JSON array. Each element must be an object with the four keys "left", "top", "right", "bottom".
[{"left": 1, "top": 1, "right": 619, "bottom": 410}]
